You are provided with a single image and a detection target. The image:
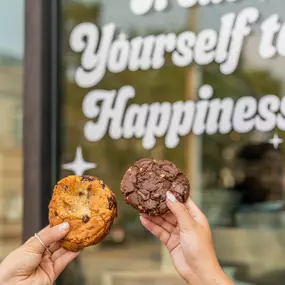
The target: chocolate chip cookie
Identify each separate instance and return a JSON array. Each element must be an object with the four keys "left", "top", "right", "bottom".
[
  {"left": 120, "top": 158, "right": 190, "bottom": 216},
  {"left": 48, "top": 175, "right": 117, "bottom": 252}
]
